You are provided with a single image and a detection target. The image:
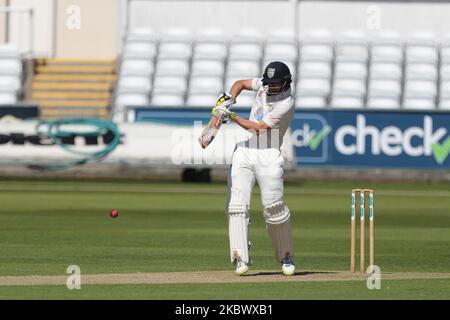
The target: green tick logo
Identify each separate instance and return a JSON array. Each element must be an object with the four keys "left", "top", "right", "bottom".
[
  {"left": 307, "top": 125, "right": 332, "bottom": 151},
  {"left": 291, "top": 115, "right": 331, "bottom": 163},
  {"left": 432, "top": 136, "right": 450, "bottom": 165}
]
